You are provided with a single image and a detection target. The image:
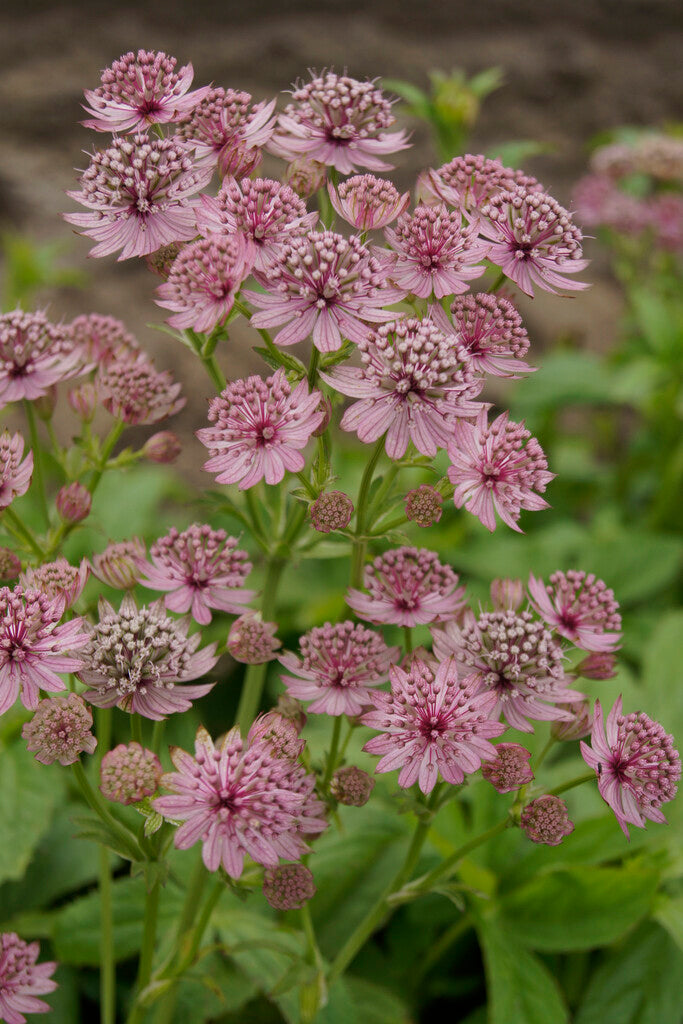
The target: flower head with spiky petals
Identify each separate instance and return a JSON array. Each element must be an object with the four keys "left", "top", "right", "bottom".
[
  {"left": 67, "top": 313, "right": 139, "bottom": 363},
  {"left": 228, "top": 613, "right": 281, "bottom": 665},
  {"left": 328, "top": 174, "right": 410, "bottom": 231},
  {"left": 100, "top": 742, "right": 163, "bottom": 804},
  {"left": 196, "top": 177, "right": 318, "bottom": 272},
  {"left": 0, "top": 586, "right": 89, "bottom": 716},
  {"left": 581, "top": 697, "right": 680, "bottom": 837},
  {"left": 528, "top": 570, "right": 622, "bottom": 653},
  {"left": 447, "top": 408, "right": 554, "bottom": 533},
  {"left": 0, "top": 932, "right": 57, "bottom": 1024},
  {"left": 96, "top": 349, "right": 185, "bottom": 425},
  {"left": 279, "top": 620, "right": 399, "bottom": 717},
  {"left": 0, "top": 310, "right": 83, "bottom": 409},
  {"left": 22, "top": 693, "right": 96, "bottom": 766},
  {"left": 245, "top": 230, "right": 404, "bottom": 352},
  {"left": 270, "top": 71, "right": 410, "bottom": 174},
  {"left": 379, "top": 204, "right": 489, "bottom": 299},
  {"left": 82, "top": 49, "right": 210, "bottom": 133},
  {"left": 429, "top": 293, "right": 534, "bottom": 378},
  {"left": 156, "top": 234, "right": 252, "bottom": 333},
  {"left": 176, "top": 87, "right": 277, "bottom": 178},
  {"left": 347, "top": 546, "right": 466, "bottom": 628},
  {"left": 479, "top": 185, "right": 589, "bottom": 296},
  {"left": 0, "top": 432, "right": 33, "bottom": 510},
  {"left": 432, "top": 609, "right": 581, "bottom": 732},
  {"left": 136, "top": 524, "right": 255, "bottom": 626},
  {"left": 20, "top": 558, "right": 89, "bottom": 615},
  {"left": 321, "top": 317, "right": 484, "bottom": 458},
  {"left": 65, "top": 134, "right": 212, "bottom": 260},
  {"left": 481, "top": 742, "right": 534, "bottom": 793},
  {"left": 263, "top": 864, "right": 316, "bottom": 911},
  {"left": 420, "top": 153, "right": 542, "bottom": 213},
  {"left": 91, "top": 538, "right": 146, "bottom": 590},
  {"left": 77, "top": 595, "right": 217, "bottom": 720},
  {"left": 405, "top": 485, "right": 443, "bottom": 528},
  {"left": 154, "top": 724, "right": 326, "bottom": 878},
  {"left": 197, "top": 368, "right": 323, "bottom": 489},
  {"left": 362, "top": 657, "right": 504, "bottom": 794}
]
